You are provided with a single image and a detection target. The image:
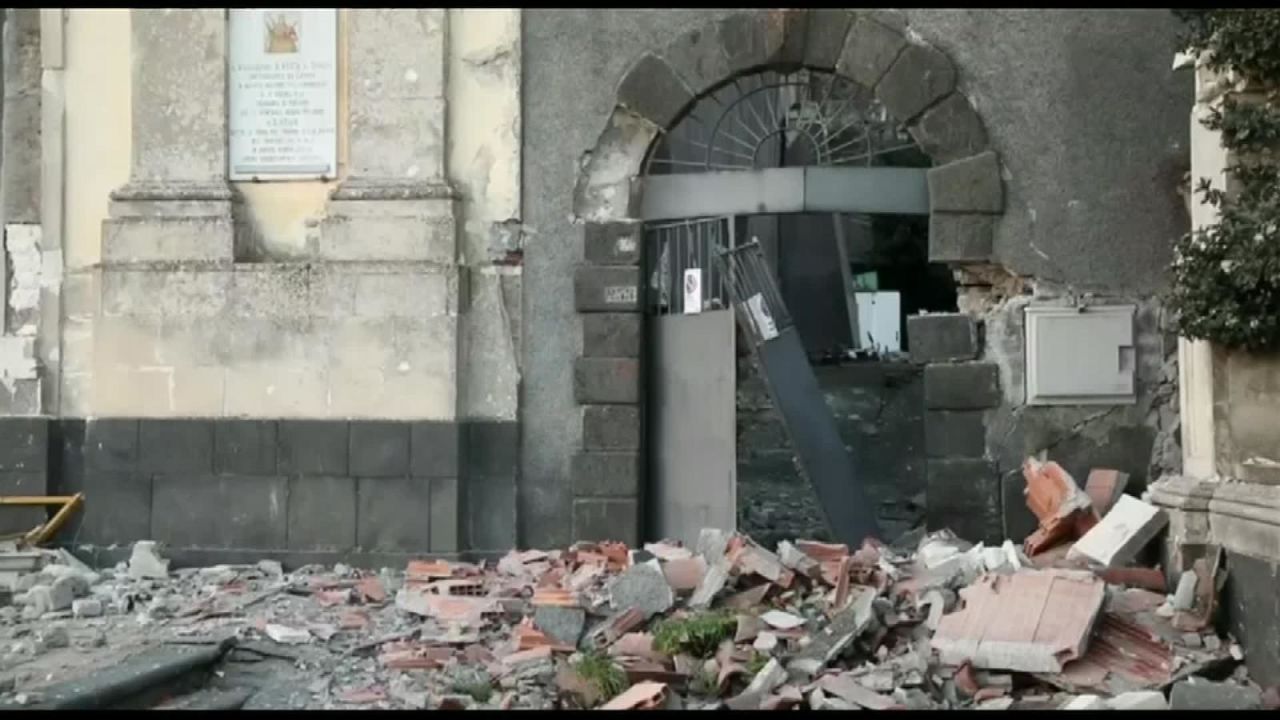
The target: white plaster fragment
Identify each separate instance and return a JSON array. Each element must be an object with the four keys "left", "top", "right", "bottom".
[
  {"left": 407, "top": 165, "right": 420, "bottom": 178},
  {"left": 398, "top": 361, "right": 411, "bottom": 373},
  {"left": 404, "top": 68, "right": 419, "bottom": 83},
  {"left": 5, "top": 225, "right": 43, "bottom": 313}
]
